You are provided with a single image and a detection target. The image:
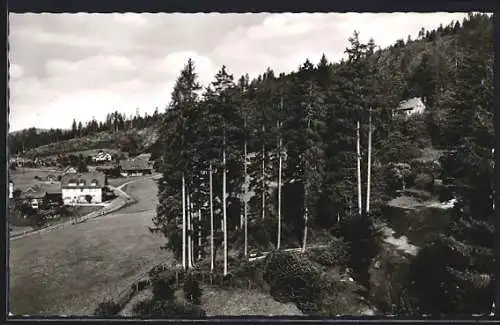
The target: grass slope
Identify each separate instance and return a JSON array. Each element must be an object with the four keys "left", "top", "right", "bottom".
[
  {"left": 22, "top": 126, "right": 159, "bottom": 158},
  {"left": 9, "top": 177, "right": 168, "bottom": 315}
]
